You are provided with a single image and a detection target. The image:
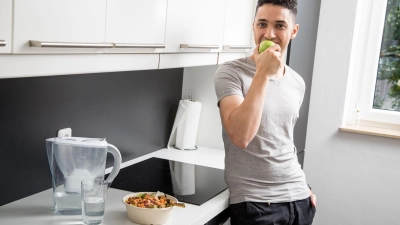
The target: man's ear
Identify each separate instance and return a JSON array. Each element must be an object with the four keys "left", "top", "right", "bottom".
[{"left": 291, "top": 24, "right": 299, "bottom": 39}]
